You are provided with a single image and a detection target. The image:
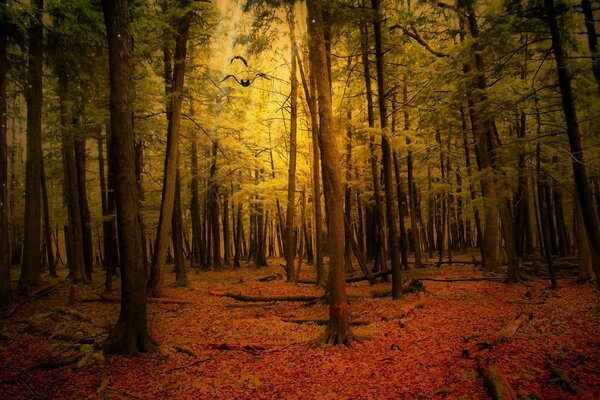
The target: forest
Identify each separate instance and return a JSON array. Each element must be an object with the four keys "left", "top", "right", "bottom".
[{"left": 0, "top": 0, "right": 599, "bottom": 398}]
